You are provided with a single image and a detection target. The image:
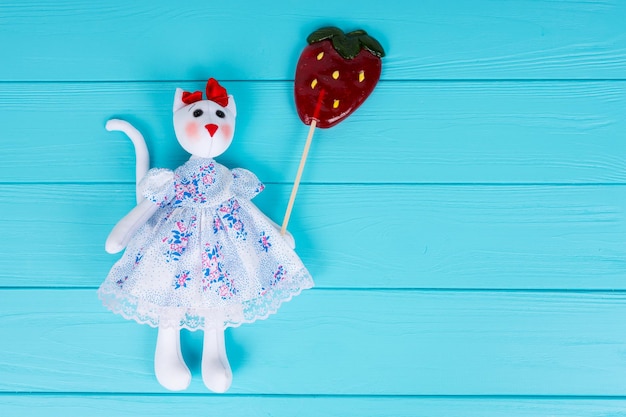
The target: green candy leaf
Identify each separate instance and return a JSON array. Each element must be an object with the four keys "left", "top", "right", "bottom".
[
  {"left": 332, "top": 35, "right": 361, "bottom": 59},
  {"left": 358, "top": 34, "right": 386, "bottom": 58},
  {"left": 307, "top": 27, "right": 344, "bottom": 44},
  {"left": 306, "top": 26, "right": 385, "bottom": 60}
]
